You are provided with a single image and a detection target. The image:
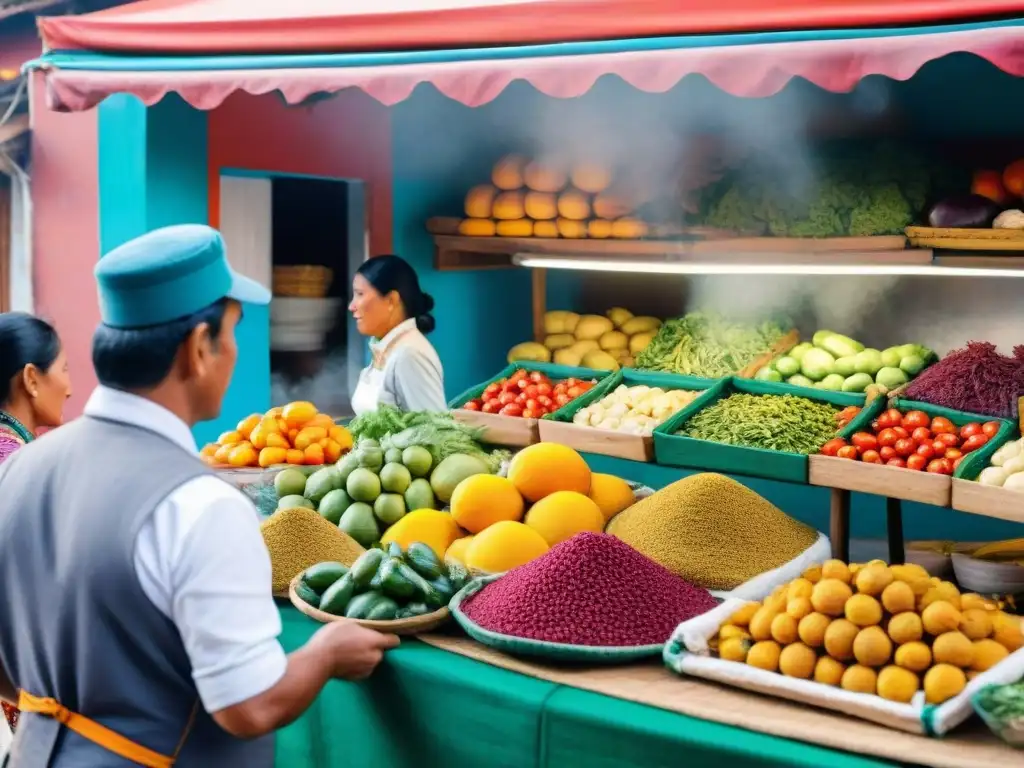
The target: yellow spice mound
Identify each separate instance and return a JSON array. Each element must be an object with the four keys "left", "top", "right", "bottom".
[
  {"left": 261, "top": 506, "right": 366, "bottom": 593},
  {"left": 606, "top": 473, "right": 818, "bottom": 590}
]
